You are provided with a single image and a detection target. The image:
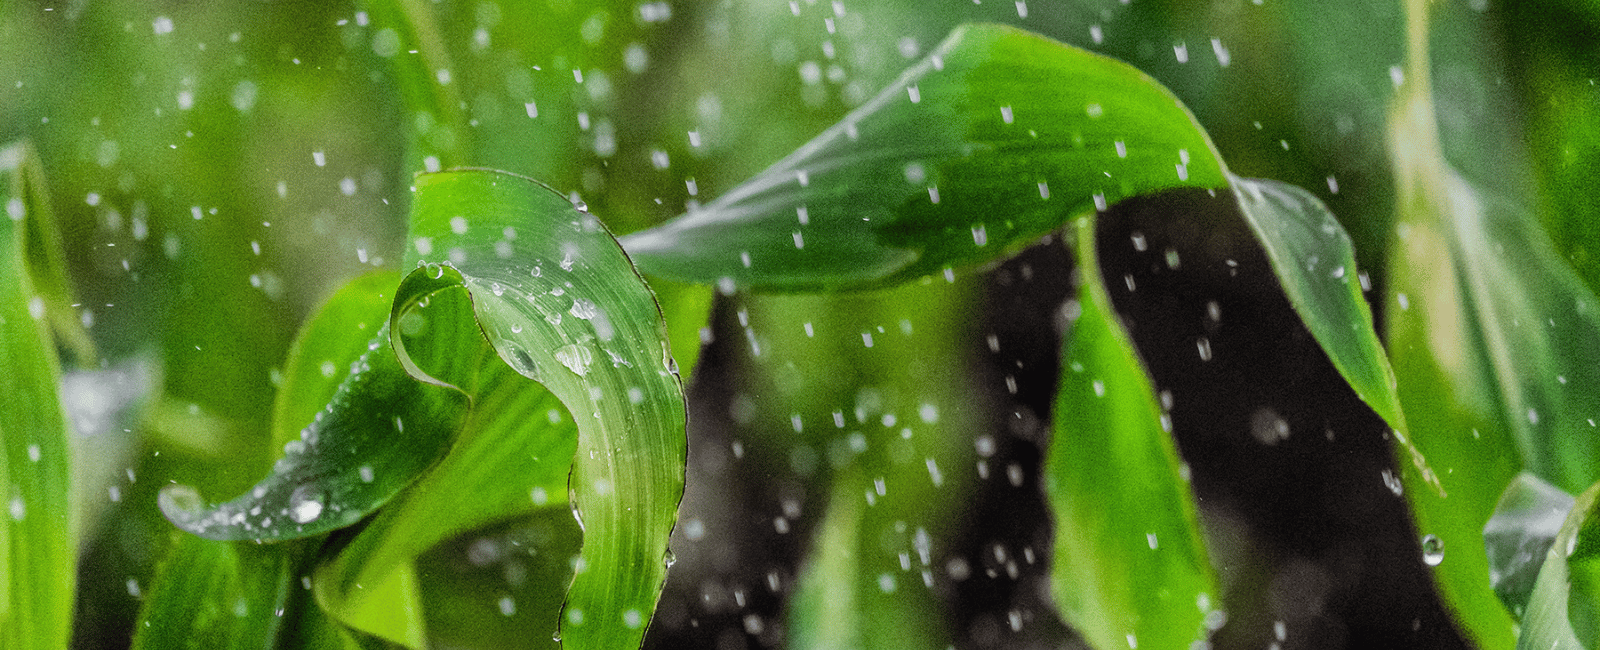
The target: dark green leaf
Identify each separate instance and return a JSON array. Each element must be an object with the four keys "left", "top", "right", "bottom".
[
  {"left": 1046, "top": 214, "right": 1217, "bottom": 650},
  {"left": 157, "top": 325, "right": 472, "bottom": 540},
  {"left": 0, "top": 140, "right": 76, "bottom": 650},
  {"left": 620, "top": 23, "right": 1224, "bottom": 292}
]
